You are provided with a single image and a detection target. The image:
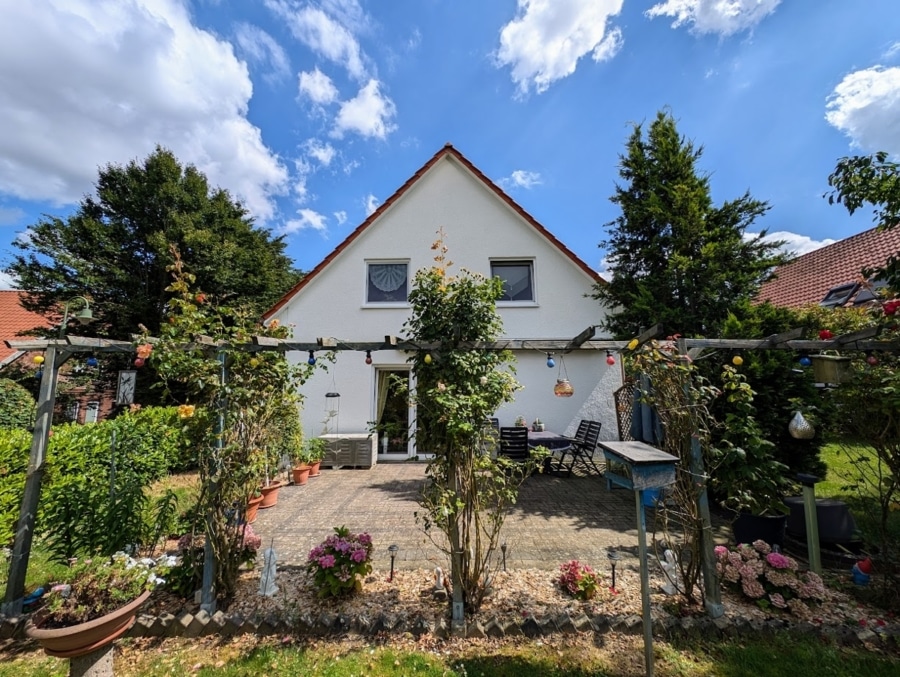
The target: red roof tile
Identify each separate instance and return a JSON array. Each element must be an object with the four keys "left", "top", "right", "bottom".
[
  {"left": 756, "top": 227, "right": 900, "bottom": 308},
  {"left": 263, "top": 144, "right": 604, "bottom": 320},
  {"left": 0, "top": 291, "right": 51, "bottom": 365}
]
